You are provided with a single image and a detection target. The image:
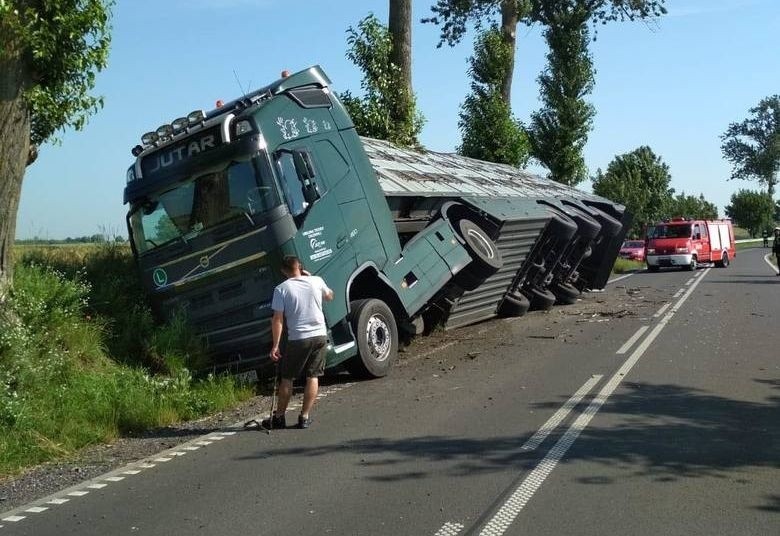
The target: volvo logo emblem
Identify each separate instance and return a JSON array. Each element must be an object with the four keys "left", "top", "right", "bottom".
[{"left": 199, "top": 256, "right": 210, "bottom": 269}]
